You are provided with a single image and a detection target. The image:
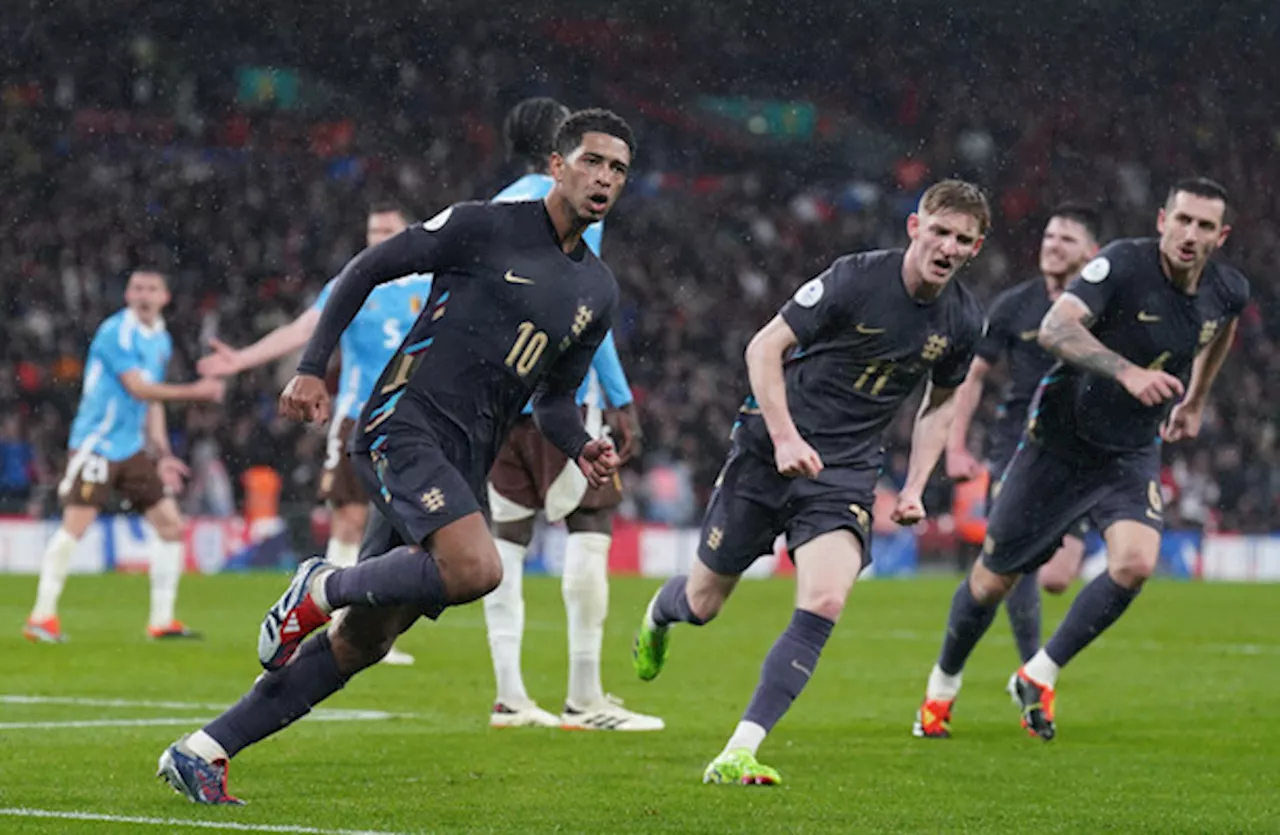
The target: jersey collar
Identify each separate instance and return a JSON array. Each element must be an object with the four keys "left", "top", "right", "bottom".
[{"left": 124, "top": 307, "right": 166, "bottom": 337}]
